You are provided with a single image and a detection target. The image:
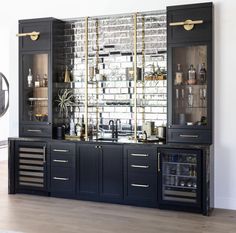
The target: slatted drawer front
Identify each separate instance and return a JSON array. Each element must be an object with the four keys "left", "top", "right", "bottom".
[{"left": 18, "top": 146, "right": 46, "bottom": 188}]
